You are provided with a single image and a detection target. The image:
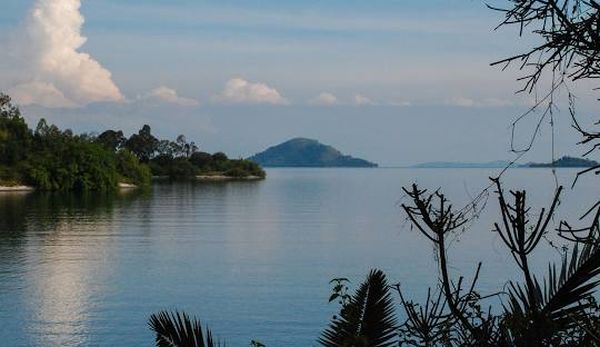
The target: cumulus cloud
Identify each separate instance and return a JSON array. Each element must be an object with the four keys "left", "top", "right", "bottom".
[
  {"left": 215, "top": 78, "right": 289, "bottom": 105},
  {"left": 309, "top": 92, "right": 338, "bottom": 105},
  {"left": 5, "top": 0, "right": 123, "bottom": 108},
  {"left": 9, "top": 81, "right": 77, "bottom": 108},
  {"left": 141, "top": 86, "right": 199, "bottom": 106},
  {"left": 354, "top": 94, "right": 376, "bottom": 106}
]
